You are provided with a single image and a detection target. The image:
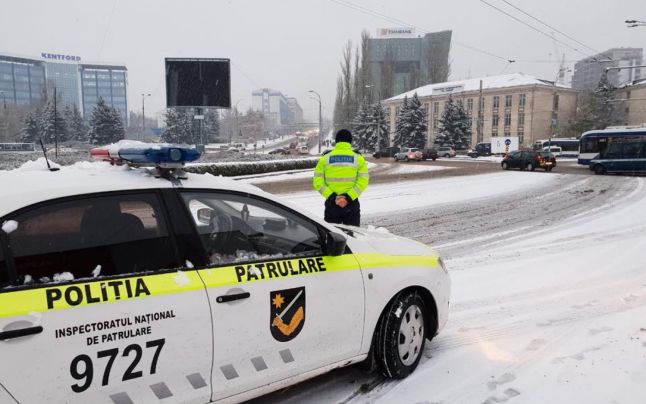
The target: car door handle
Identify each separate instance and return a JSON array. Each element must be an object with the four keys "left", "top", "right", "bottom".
[
  {"left": 216, "top": 292, "right": 250, "bottom": 303},
  {"left": 0, "top": 325, "right": 44, "bottom": 341}
]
